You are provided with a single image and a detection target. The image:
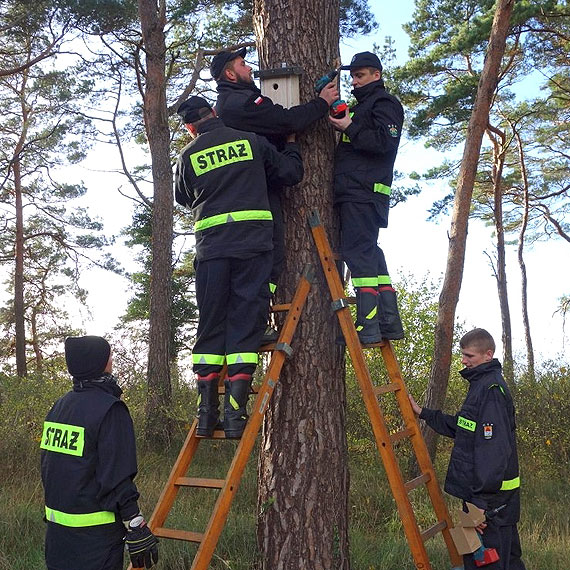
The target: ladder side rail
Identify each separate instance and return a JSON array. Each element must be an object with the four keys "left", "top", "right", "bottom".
[
  {"left": 380, "top": 342, "right": 463, "bottom": 566},
  {"left": 190, "top": 266, "right": 313, "bottom": 570},
  {"left": 308, "top": 214, "right": 432, "bottom": 568}
]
